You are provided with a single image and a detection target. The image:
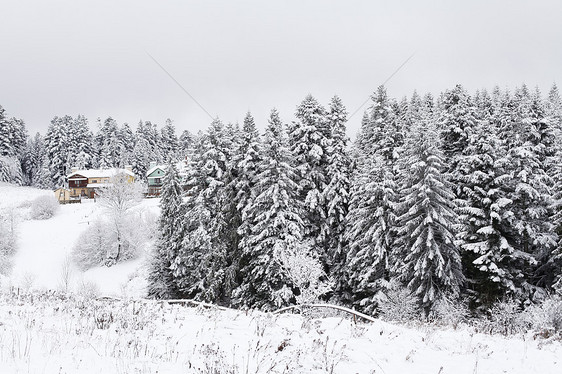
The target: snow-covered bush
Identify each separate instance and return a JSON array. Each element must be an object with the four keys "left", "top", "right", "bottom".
[
  {"left": 72, "top": 212, "right": 155, "bottom": 270},
  {"left": 96, "top": 175, "right": 143, "bottom": 264},
  {"left": 431, "top": 296, "right": 470, "bottom": 328},
  {"left": 30, "top": 195, "right": 59, "bottom": 220},
  {"left": 0, "top": 208, "right": 17, "bottom": 275},
  {"left": 281, "top": 243, "right": 333, "bottom": 305},
  {"left": 486, "top": 299, "right": 525, "bottom": 335},
  {"left": 522, "top": 295, "right": 562, "bottom": 338},
  {"left": 378, "top": 282, "right": 421, "bottom": 323}
]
